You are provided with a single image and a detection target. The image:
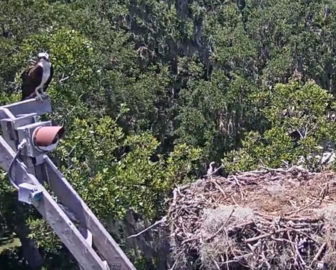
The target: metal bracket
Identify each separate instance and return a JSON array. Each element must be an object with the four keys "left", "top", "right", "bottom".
[
  {"left": 18, "top": 183, "right": 43, "bottom": 206},
  {"left": 16, "top": 121, "right": 53, "bottom": 157}
]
